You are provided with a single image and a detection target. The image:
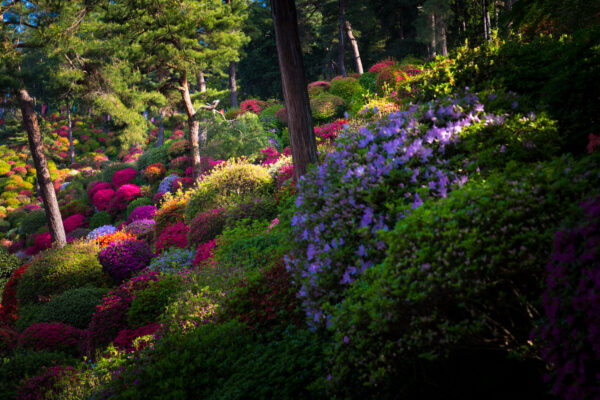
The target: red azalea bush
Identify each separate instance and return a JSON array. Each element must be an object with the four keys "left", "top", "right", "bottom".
[
  {"left": 276, "top": 164, "right": 295, "bottom": 190},
  {"left": 260, "top": 146, "right": 280, "bottom": 165},
  {"left": 368, "top": 57, "right": 397, "bottom": 73},
  {"left": 221, "top": 263, "right": 303, "bottom": 330},
  {"left": 18, "top": 322, "right": 84, "bottom": 356},
  {"left": 155, "top": 199, "right": 186, "bottom": 237},
  {"left": 112, "top": 168, "right": 138, "bottom": 188},
  {"left": 537, "top": 195, "right": 600, "bottom": 400},
  {"left": 144, "top": 163, "right": 166, "bottom": 183},
  {"left": 92, "top": 188, "right": 116, "bottom": 211},
  {"left": 376, "top": 65, "right": 406, "bottom": 94},
  {"left": 314, "top": 119, "right": 347, "bottom": 142},
  {"left": 98, "top": 239, "right": 154, "bottom": 282},
  {"left": 240, "top": 99, "right": 268, "bottom": 114},
  {"left": 86, "top": 271, "right": 160, "bottom": 354},
  {"left": 15, "top": 366, "right": 79, "bottom": 400},
  {"left": 169, "top": 155, "right": 191, "bottom": 171},
  {"left": 110, "top": 184, "right": 142, "bottom": 213},
  {"left": 0, "top": 264, "right": 28, "bottom": 326},
  {"left": 276, "top": 108, "right": 288, "bottom": 125},
  {"left": 156, "top": 222, "right": 189, "bottom": 254},
  {"left": 193, "top": 239, "right": 218, "bottom": 269},
  {"left": 87, "top": 181, "right": 111, "bottom": 200},
  {"left": 113, "top": 322, "right": 161, "bottom": 352},
  {"left": 0, "top": 327, "right": 18, "bottom": 355},
  {"left": 588, "top": 133, "right": 600, "bottom": 153},
  {"left": 187, "top": 208, "right": 227, "bottom": 245},
  {"left": 168, "top": 140, "right": 189, "bottom": 158},
  {"left": 308, "top": 80, "right": 331, "bottom": 90},
  {"left": 62, "top": 214, "right": 86, "bottom": 234}
]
